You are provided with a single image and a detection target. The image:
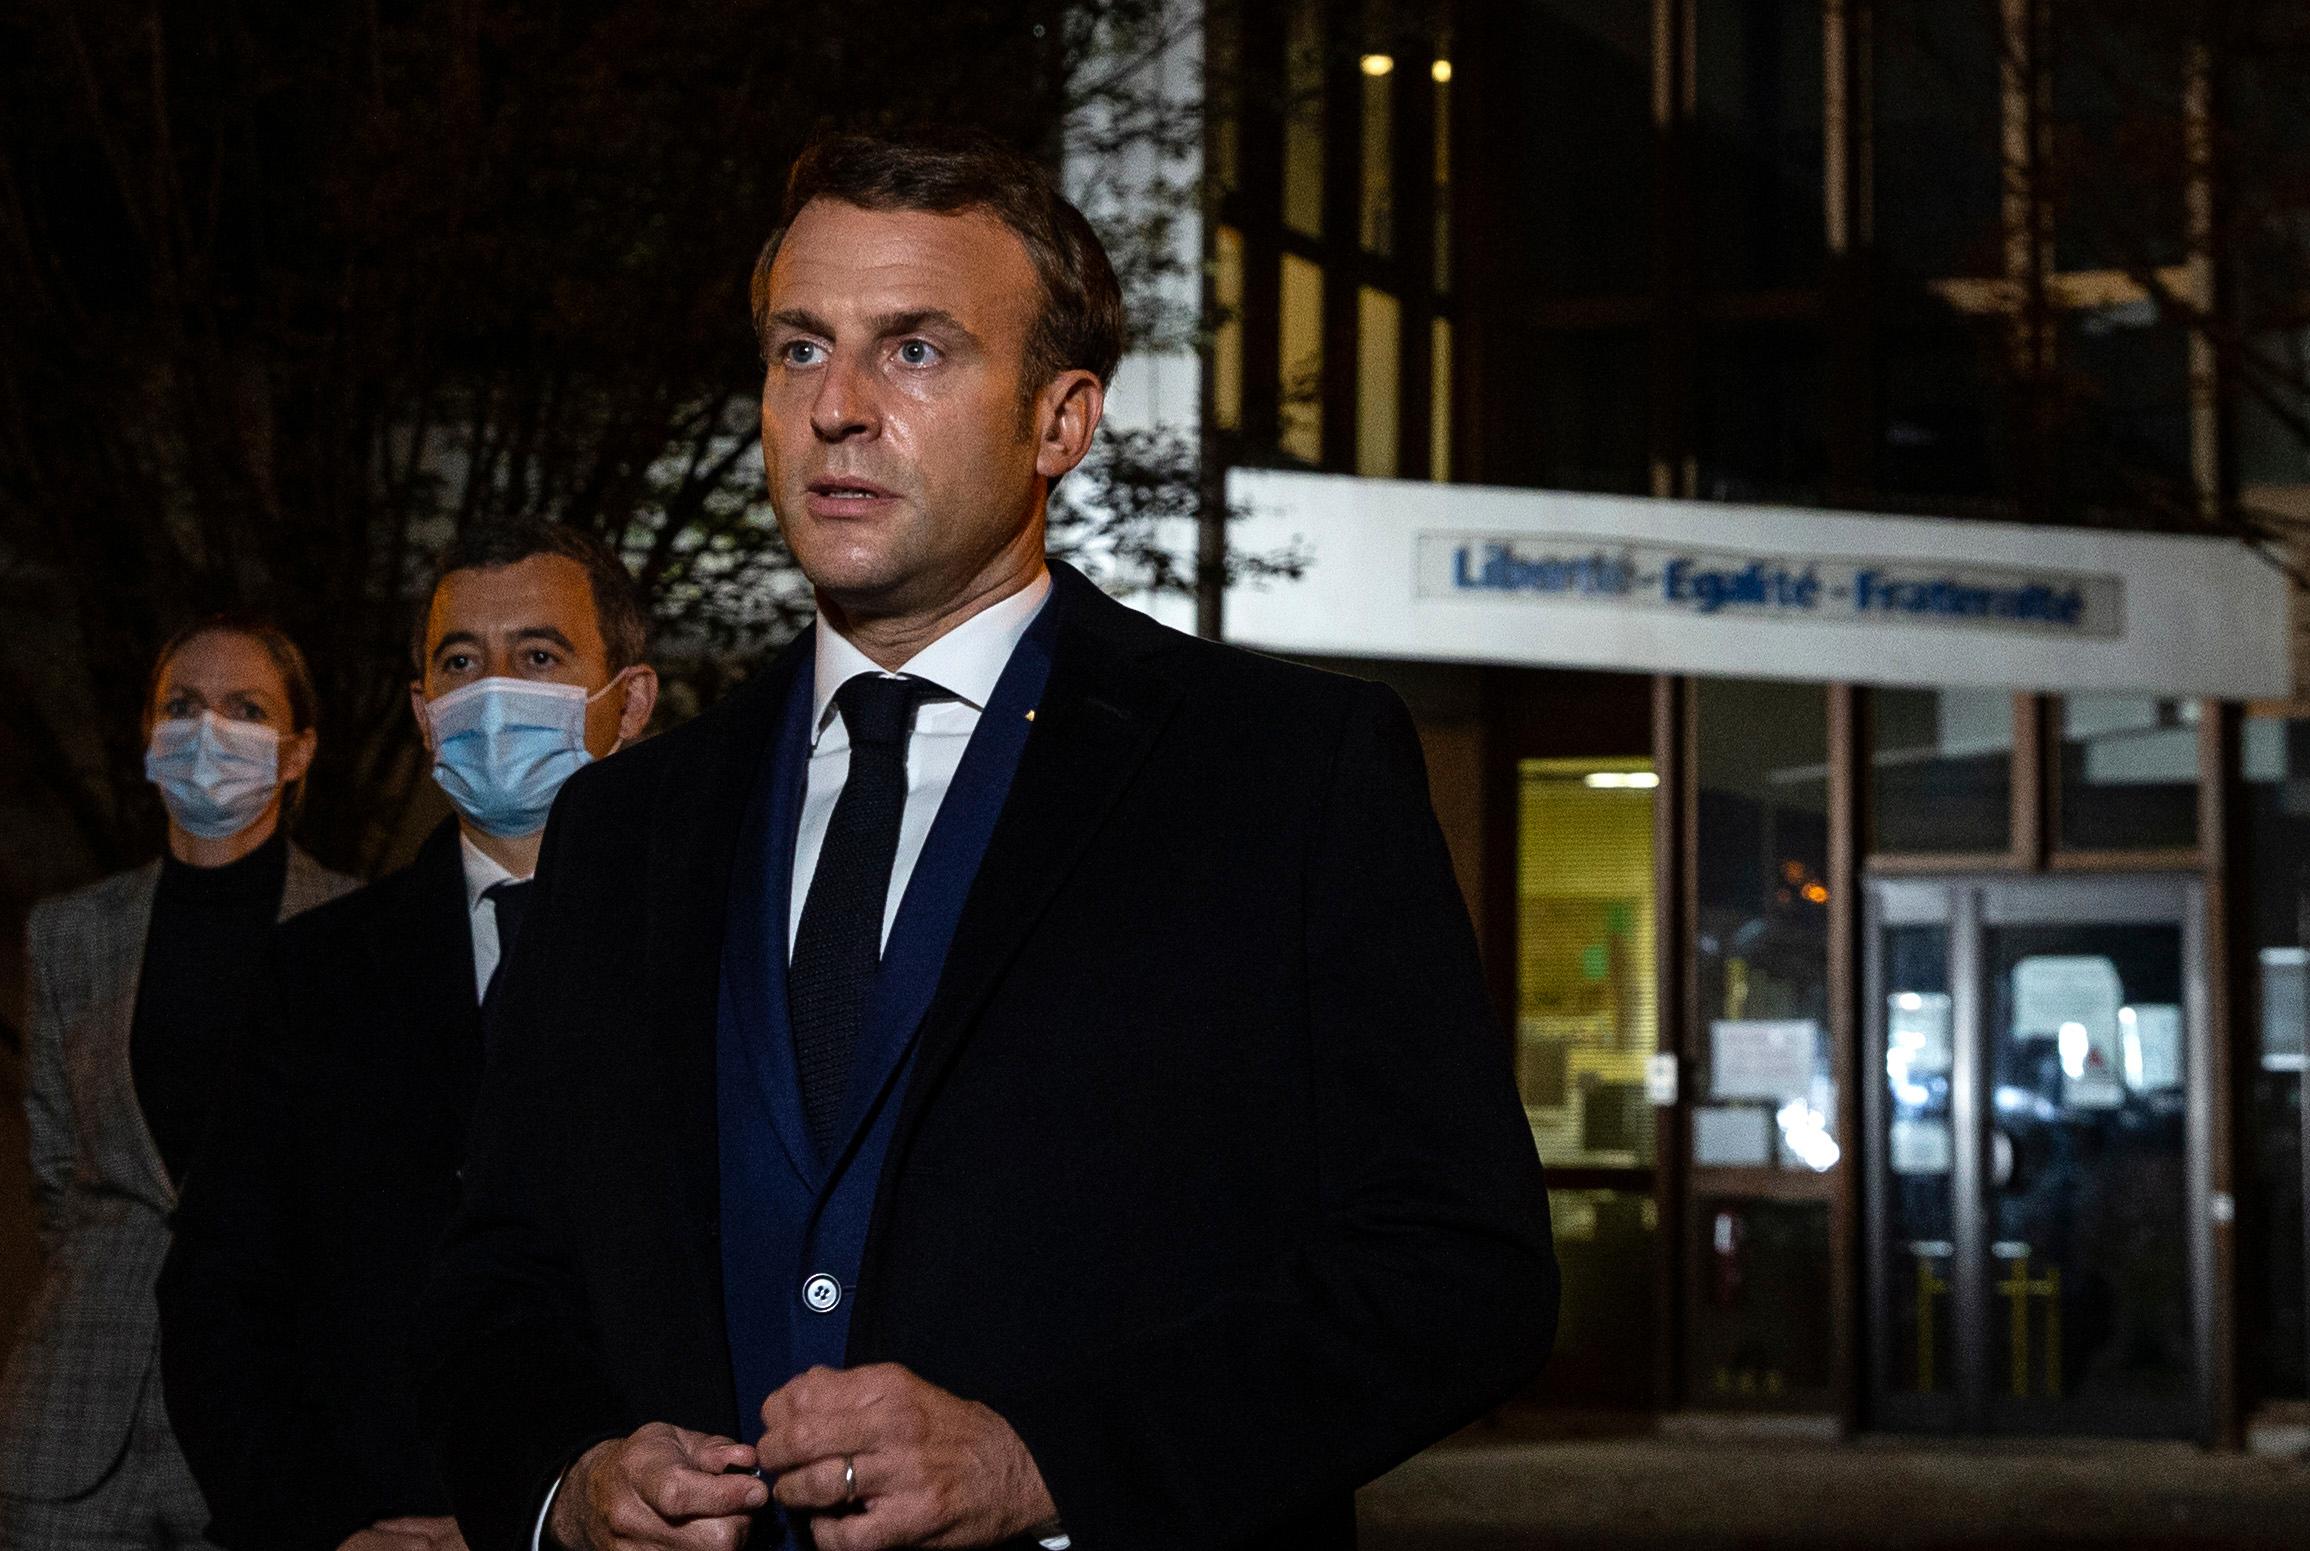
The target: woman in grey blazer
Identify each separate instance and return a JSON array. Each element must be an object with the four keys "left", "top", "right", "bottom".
[{"left": 0, "top": 618, "right": 360, "bottom": 1549}]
